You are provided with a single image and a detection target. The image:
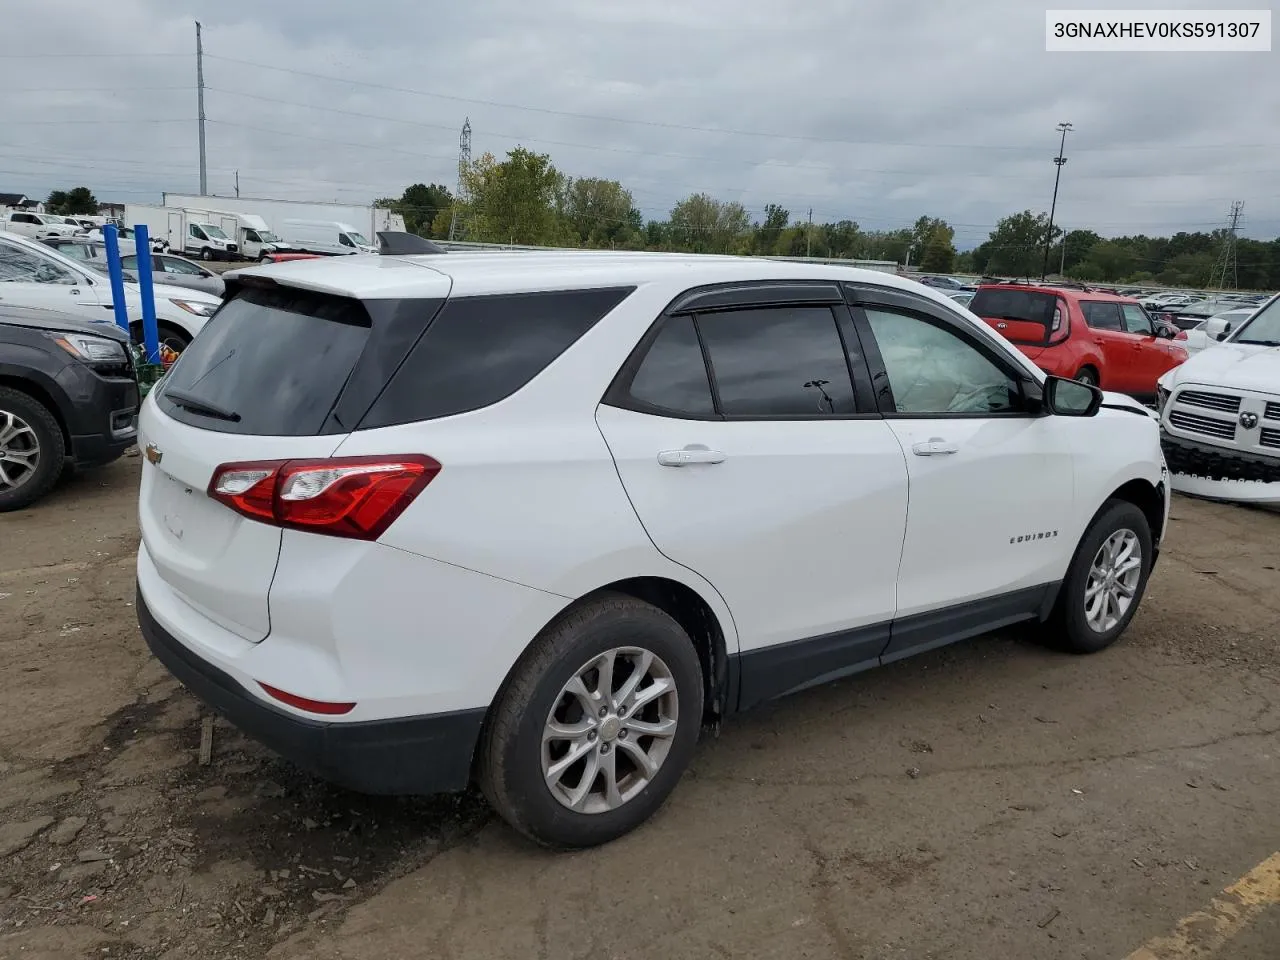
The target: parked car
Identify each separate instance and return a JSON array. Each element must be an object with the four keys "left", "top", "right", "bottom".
[
  {"left": 1156, "top": 293, "right": 1280, "bottom": 504},
  {"left": 917, "top": 275, "right": 973, "bottom": 292},
  {"left": 1182, "top": 309, "right": 1256, "bottom": 356},
  {"left": 84, "top": 226, "right": 165, "bottom": 253},
  {"left": 3, "top": 210, "right": 82, "bottom": 239},
  {"left": 0, "top": 303, "right": 139, "bottom": 511},
  {"left": 1155, "top": 298, "right": 1252, "bottom": 330},
  {"left": 970, "top": 284, "right": 1187, "bottom": 401},
  {"left": 135, "top": 252, "right": 1169, "bottom": 848},
  {"left": 0, "top": 232, "right": 220, "bottom": 354},
  {"left": 121, "top": 253, "right": 225, "bottom": 298}
]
